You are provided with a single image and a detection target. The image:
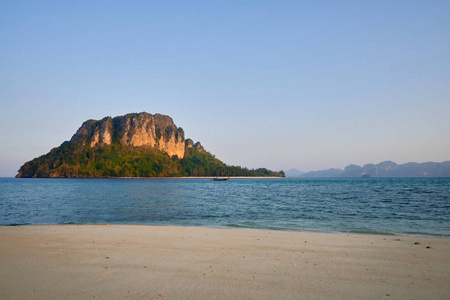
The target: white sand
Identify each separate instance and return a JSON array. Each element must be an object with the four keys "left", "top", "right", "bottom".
[{"left": 1, "top": 225, "right": 449, "bottom": 299}]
